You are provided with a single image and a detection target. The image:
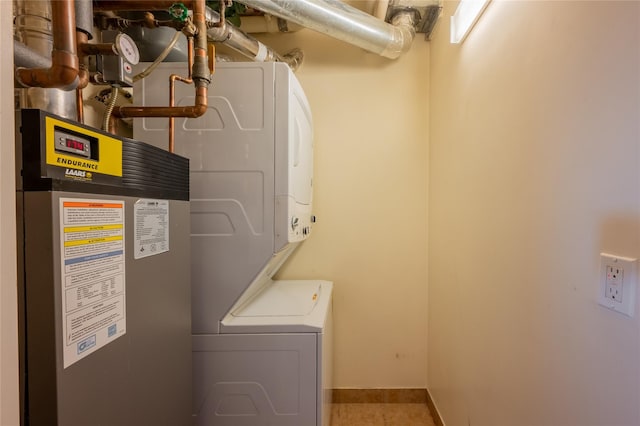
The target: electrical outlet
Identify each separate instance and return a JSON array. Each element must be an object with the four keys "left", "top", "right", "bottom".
[
  {"left": 598, "top": 253, "right": 637, "bottom": 317},
  {"left": 605, "top": 265, "right": 623, "bottom": 302}
]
